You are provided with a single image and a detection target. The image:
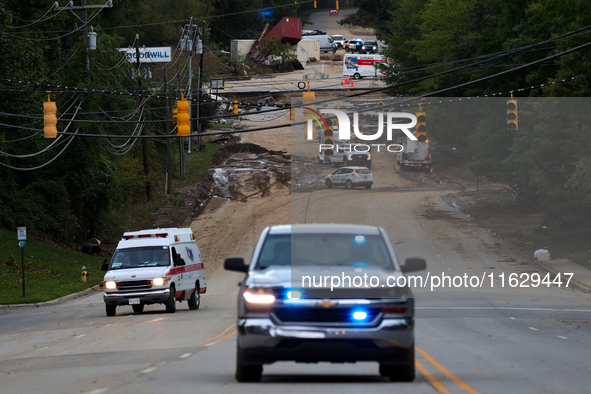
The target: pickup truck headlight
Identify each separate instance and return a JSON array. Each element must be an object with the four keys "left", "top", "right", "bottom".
[
  {"left": 152, "top": 277, "right": 168, "bottom": 286},
  {"left": 244, "top": 287, "right": 275, "bottom": 304},
  {"left": 105, "top": 280, "right": 117, "bottom": 290},
  {"left": 362, "top": 46, "right": 366, "bottom": 50}
]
